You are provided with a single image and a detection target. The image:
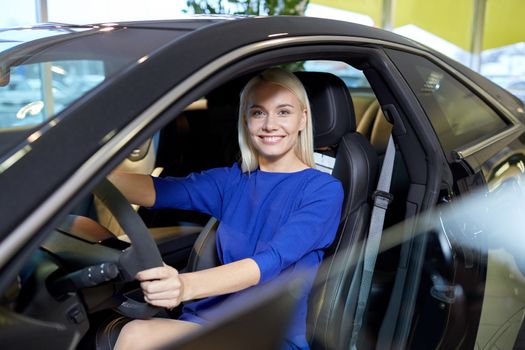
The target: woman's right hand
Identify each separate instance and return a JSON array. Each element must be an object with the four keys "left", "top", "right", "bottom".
[{"left": 136, "top": 263, "right": 185, "bottom": 309}]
